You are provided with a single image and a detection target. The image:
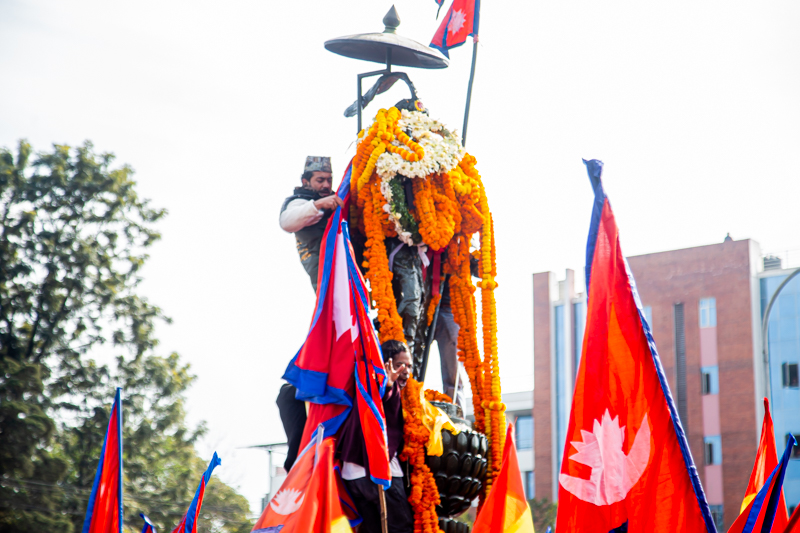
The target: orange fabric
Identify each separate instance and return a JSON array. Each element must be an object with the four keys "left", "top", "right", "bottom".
[
  {"left": 739, "top": 398, "right": 789, "bottom": 531},
  {"left": 283, "top": 439, "right": 351, "bottom": 533},
  {"left": 252, "top": 439, "right": 351, "bottom": 533},
  {"left": 472, "top": 424, "right": 534, "bottom": 533}
]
